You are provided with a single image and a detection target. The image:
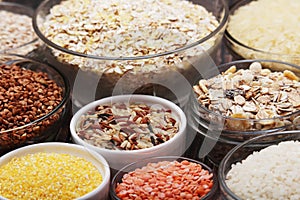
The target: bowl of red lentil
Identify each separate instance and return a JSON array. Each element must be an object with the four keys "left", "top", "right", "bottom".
[
  {"left": 0, "top": 2, "right": 40, "bottom": 55},
  {"left": 33, "top": 0, "right": 228, "bottom": 107},
  {"left": 0, "top": 54, "right": 70, "bottom": 155},
  {"left": 219, "top": 130, "right": 300, "bottom": 200},
  {"left": 187, "top": 59, "right": 300, "bottom": 166},
  {"left": 110, "top": 156, "right": 218, "bottom": 200},
  {"left": 0, "top": 142, "right": 110, "bottom": 200},
  {"left": 70, "top": 94, "right": 187, "bottom": 171}
]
